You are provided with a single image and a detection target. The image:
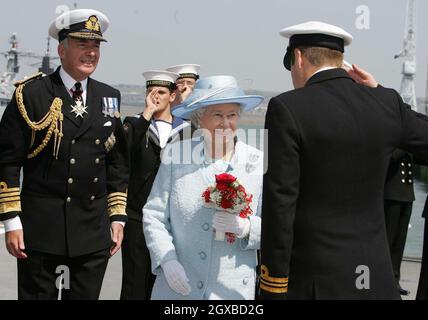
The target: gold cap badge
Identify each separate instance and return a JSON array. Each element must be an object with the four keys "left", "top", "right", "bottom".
[{"left": 85, "top": 15, "right": 101, "bottom": 32}]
